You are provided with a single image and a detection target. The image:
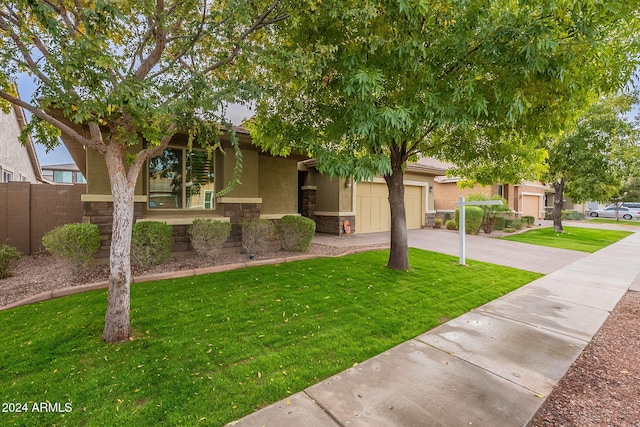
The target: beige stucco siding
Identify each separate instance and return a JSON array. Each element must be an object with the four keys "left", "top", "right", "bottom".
[
  {"left": 314, "top": 174, "right": 341, "bottom": 212},
  {"left": 224, "top": 149, "right": 258, "bottom": 198},
  {"left": 434, "top": 183, "right": 491, "bottom": 211},
  {"left": 258, "top": 155, "right": 297, "bottom": 215},
  {"left": 86, "top": 145, "right": 144, "bottom": 195}
]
